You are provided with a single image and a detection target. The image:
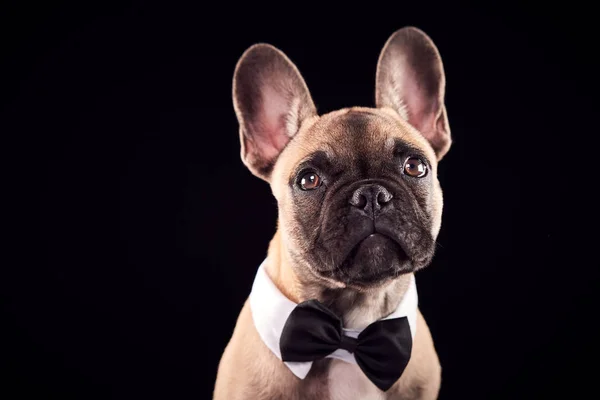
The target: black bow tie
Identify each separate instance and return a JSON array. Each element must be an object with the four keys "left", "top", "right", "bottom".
[{"left": 279, "top": 299, "right": 412, "bottom": 392}]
